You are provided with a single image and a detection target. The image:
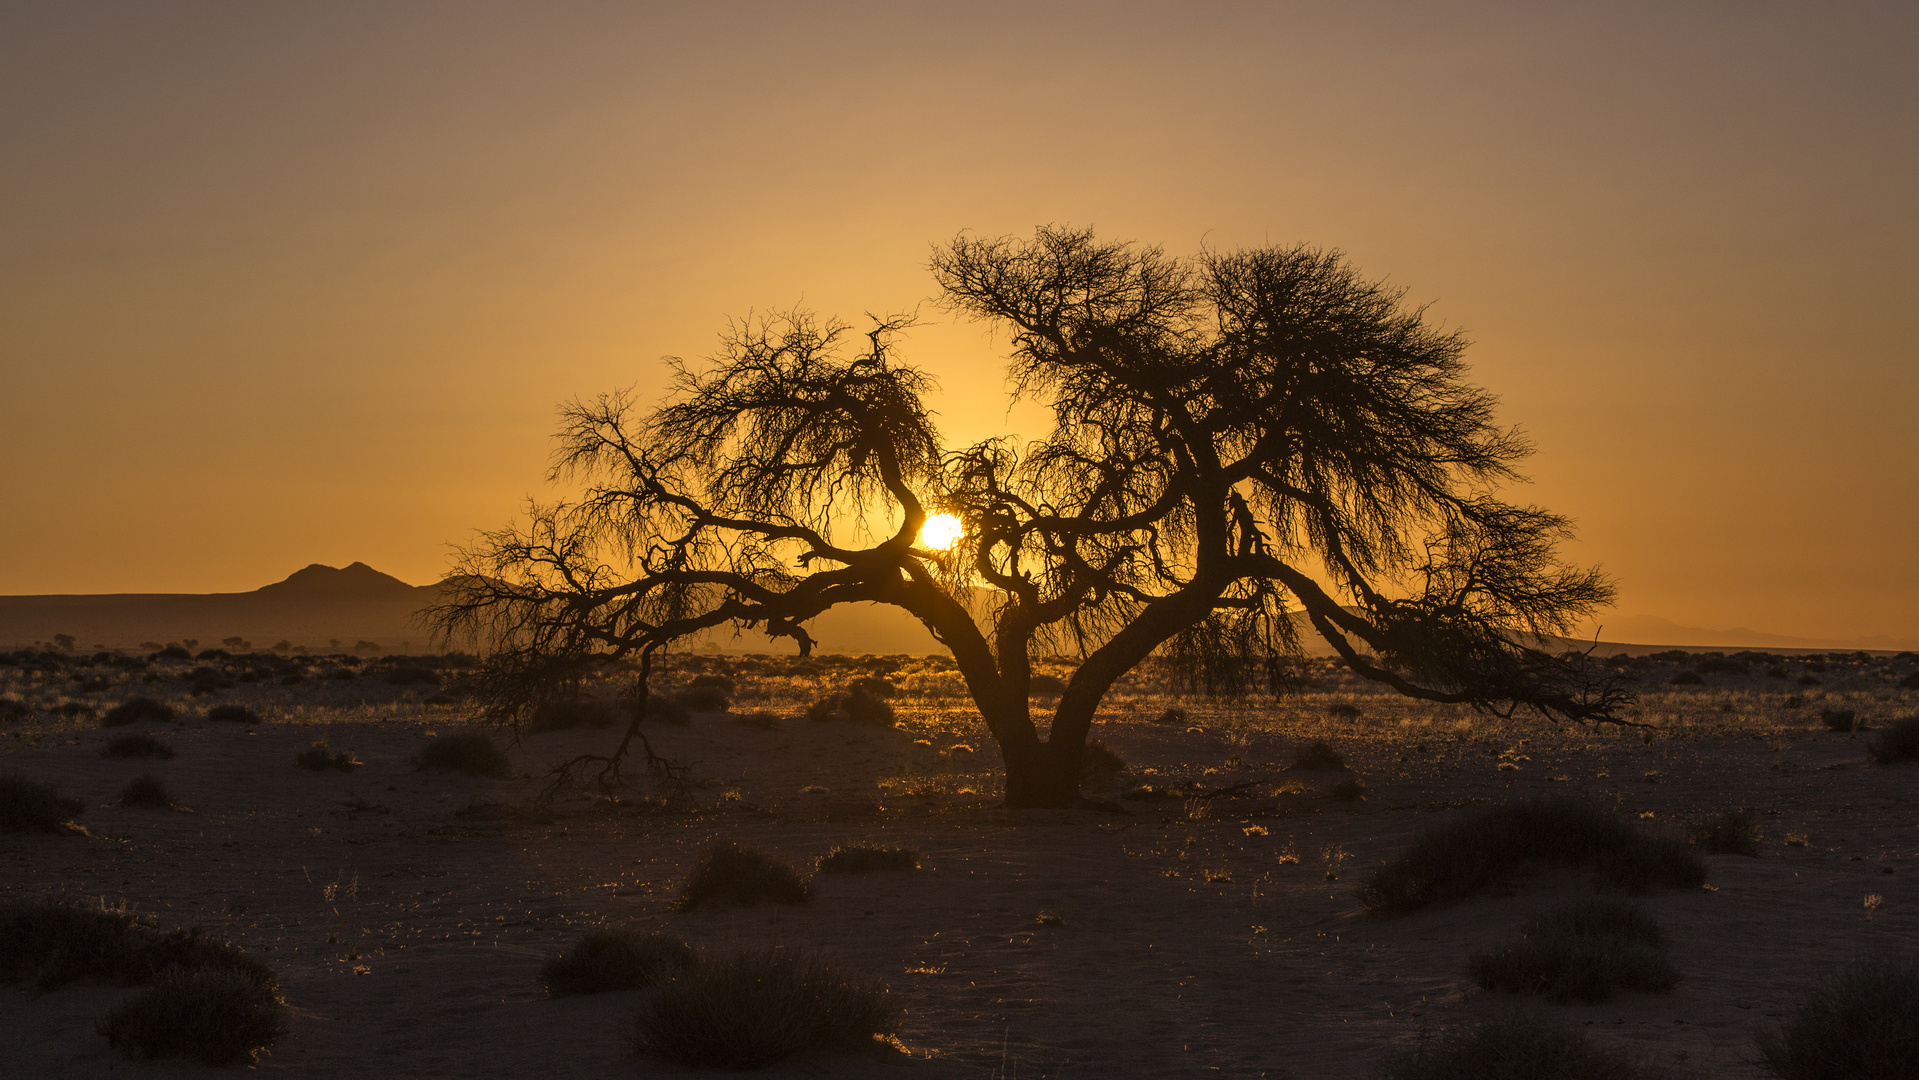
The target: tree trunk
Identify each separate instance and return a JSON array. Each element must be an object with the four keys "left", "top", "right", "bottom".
[{"left": 998, "top": 737, "right": 1083, "bottom": 808}]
